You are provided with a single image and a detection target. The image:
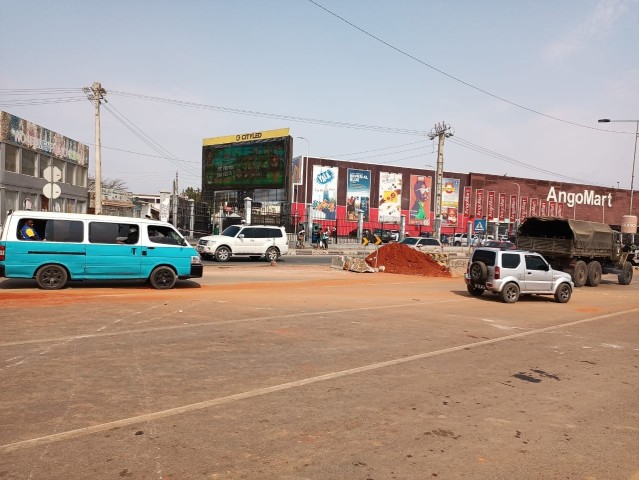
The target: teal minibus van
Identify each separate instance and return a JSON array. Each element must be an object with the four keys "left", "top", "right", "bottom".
[{"left": 0, "top": 211, "right": 203, "bottom": 289}]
